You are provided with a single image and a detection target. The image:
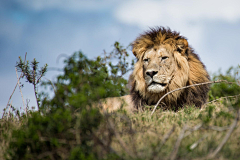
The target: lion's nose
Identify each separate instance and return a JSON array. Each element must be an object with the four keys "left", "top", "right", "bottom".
[{"left": 146, "top": 70, "right": 158, "bottom": 78}]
